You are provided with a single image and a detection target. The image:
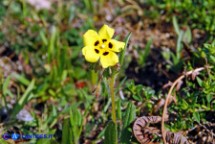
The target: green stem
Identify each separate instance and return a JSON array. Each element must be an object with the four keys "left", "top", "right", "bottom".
[{"left": 109, "top": 74, "right": 116, "bottom": 124}]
